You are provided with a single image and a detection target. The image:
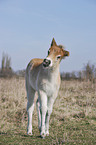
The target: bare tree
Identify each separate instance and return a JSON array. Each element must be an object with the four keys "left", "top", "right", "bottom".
[
  {"left": 0, "top": 52, "right": 14, "bottom": 77},
  {"left": 84, "top": 62, "right": 95, "bottom": 81},
  {"left": 1, "top": 53, "right": 6, "bottom": 70}
]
